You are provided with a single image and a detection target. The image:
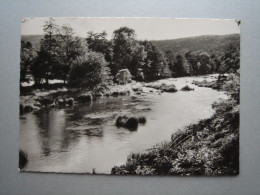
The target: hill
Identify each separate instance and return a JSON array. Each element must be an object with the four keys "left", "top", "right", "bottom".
[
  {"left": 21, "top": 35, "right": 43, "bottom": 49},
  {"left": 151, "top": 34, "right": 240, "bottom": 55},
  {"left": 22, "top": 34, "right": 240, "bottom": 55}
]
